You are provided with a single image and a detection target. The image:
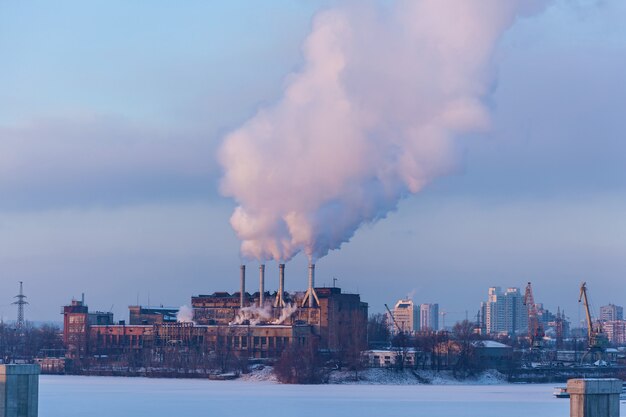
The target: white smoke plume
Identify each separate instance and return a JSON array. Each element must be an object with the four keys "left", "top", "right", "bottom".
[
  {"left": 232, "top": 304, "right": 273, "bottom": 326},
  {"left": 272, "top": 303, "right": 299, "bottom": 325},
  {"left": 177, "top": 305, "right": 195, "bottom": 324},
  {"left": 219, "top": 0, "right": 549, "bottom": 262}
]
